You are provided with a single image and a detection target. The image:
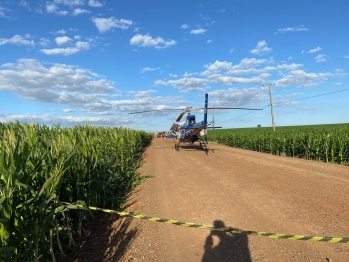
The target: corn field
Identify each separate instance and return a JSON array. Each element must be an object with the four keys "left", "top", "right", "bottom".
[
  {"left": 212, "top": 124, "right": 349, "bottom": 164},
  {"left": 0, "top": 121, "right": 153, "bottom": 261}
]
